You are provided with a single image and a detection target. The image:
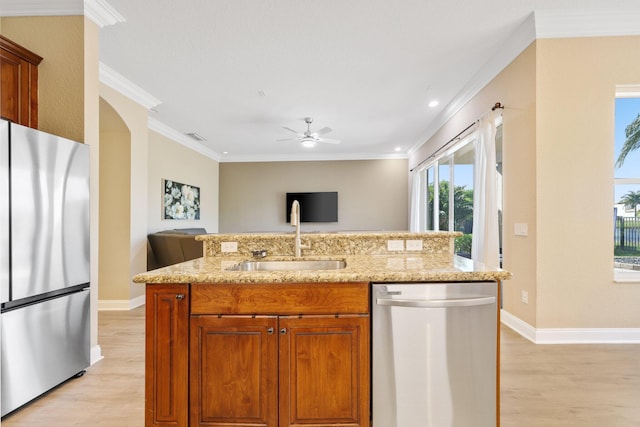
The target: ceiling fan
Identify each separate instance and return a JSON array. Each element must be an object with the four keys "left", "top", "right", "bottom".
[{"left": 277, "top": 117, "right": 341, "bottom": 148}]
